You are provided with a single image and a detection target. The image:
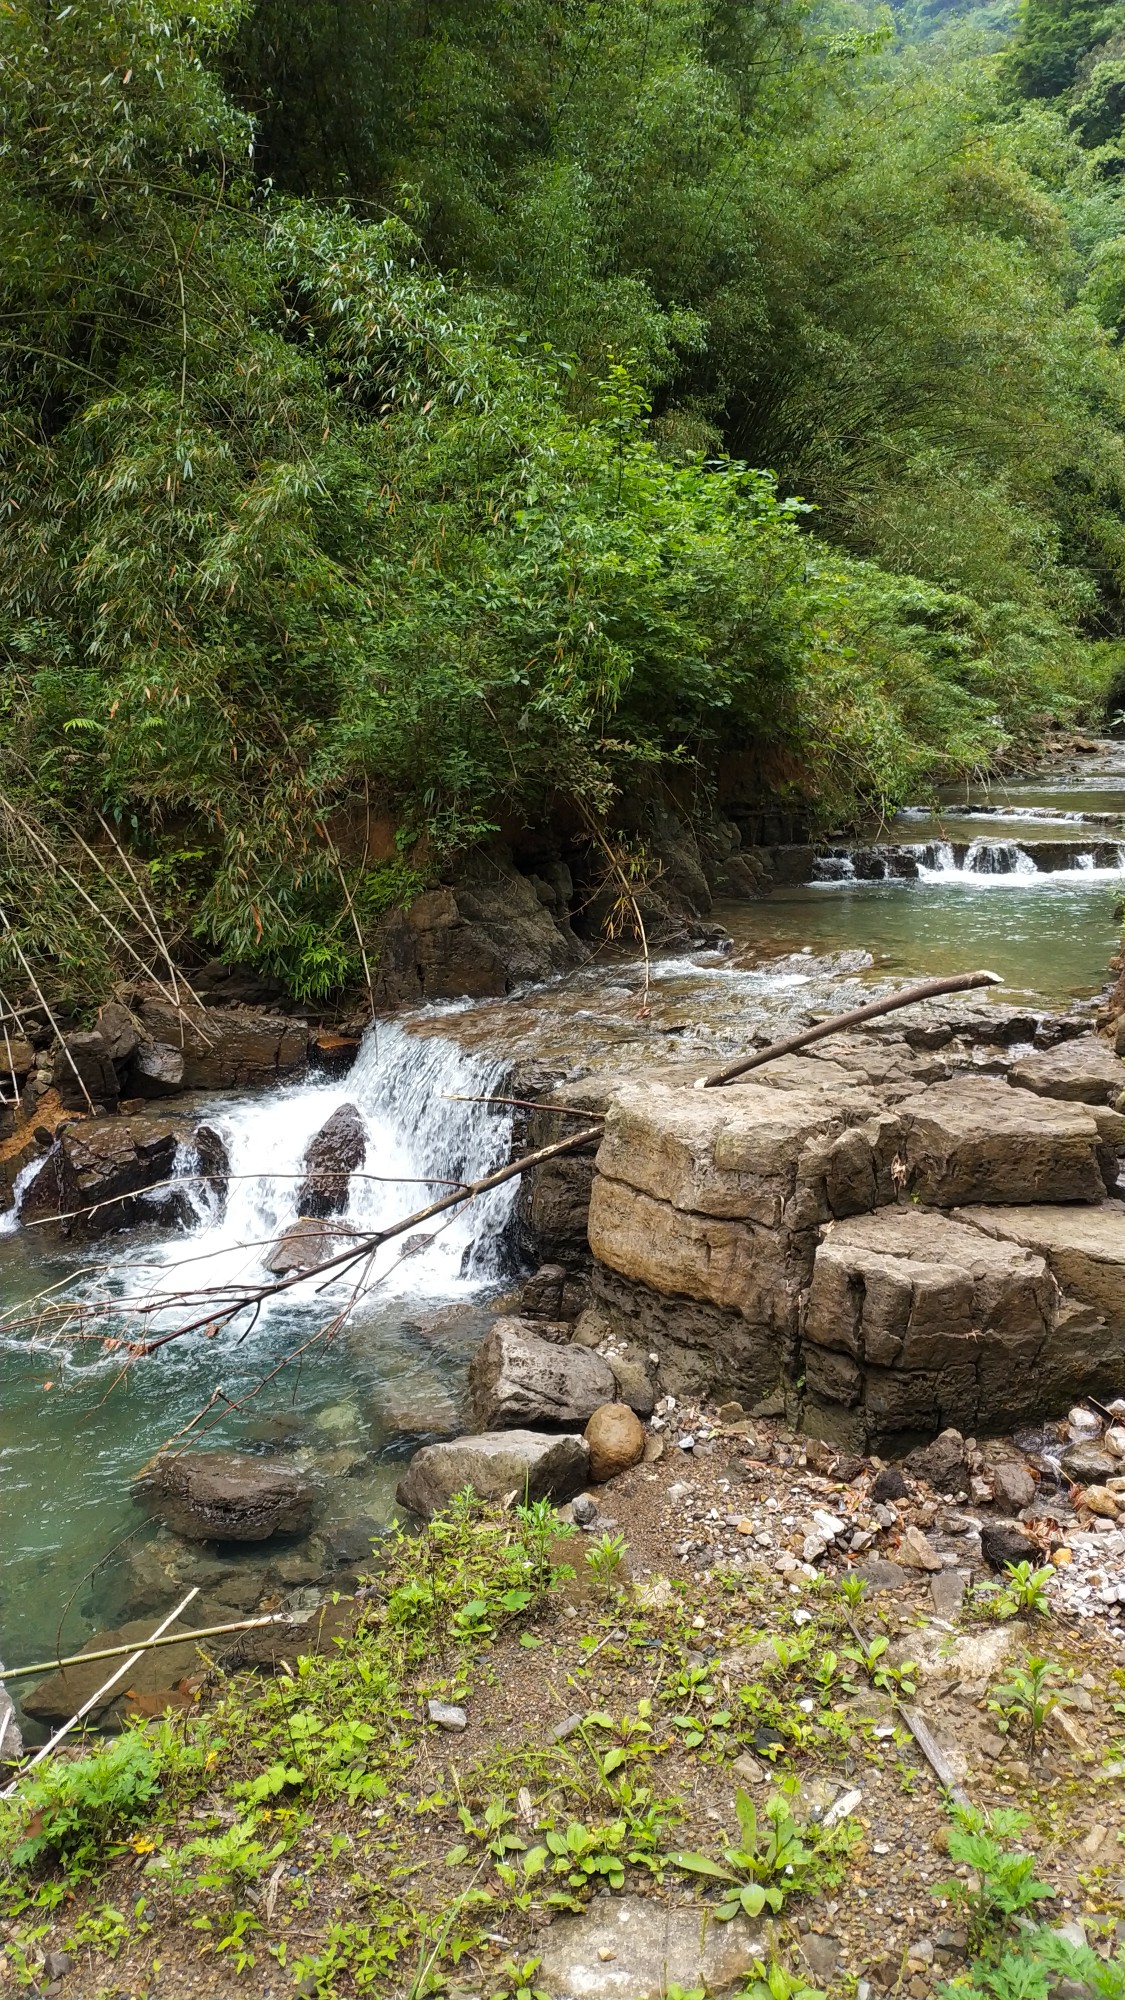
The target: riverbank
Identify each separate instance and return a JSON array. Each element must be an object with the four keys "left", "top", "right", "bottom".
[{"left": 2, "top": 1410, "right": 1125, "bottom": 2000}]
